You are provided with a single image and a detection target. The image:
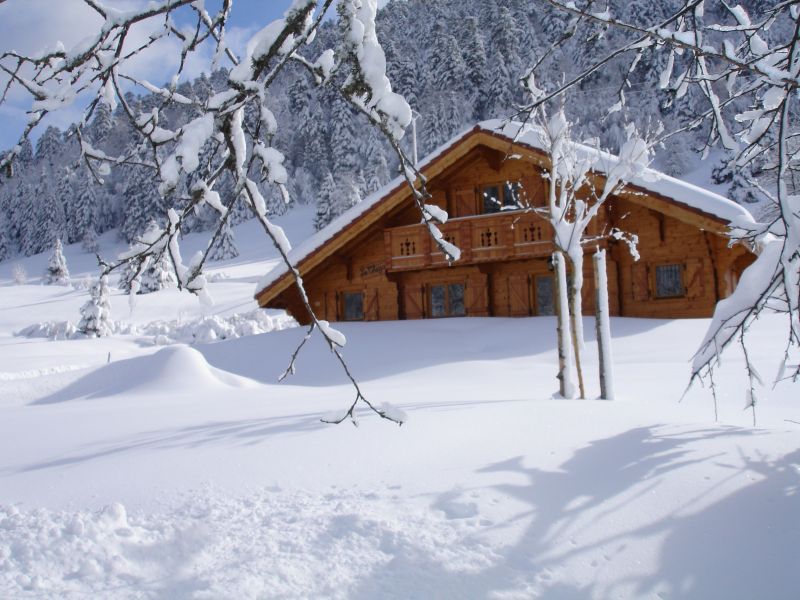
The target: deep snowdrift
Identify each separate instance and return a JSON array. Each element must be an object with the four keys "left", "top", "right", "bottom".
[{"left": 1, "top": 211, "right": 798, "bottom": 599}]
